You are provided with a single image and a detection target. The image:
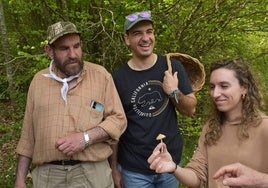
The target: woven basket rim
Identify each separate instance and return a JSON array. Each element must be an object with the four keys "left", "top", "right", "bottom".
[{"left": 165, "top": 52, "right": 206, "bottom": 92}]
